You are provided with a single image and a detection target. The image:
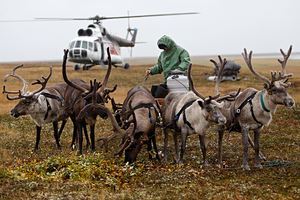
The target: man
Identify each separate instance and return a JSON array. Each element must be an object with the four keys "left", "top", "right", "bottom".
[{"left": 145, "top": 35, "right": 191, "bottom": 82}]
